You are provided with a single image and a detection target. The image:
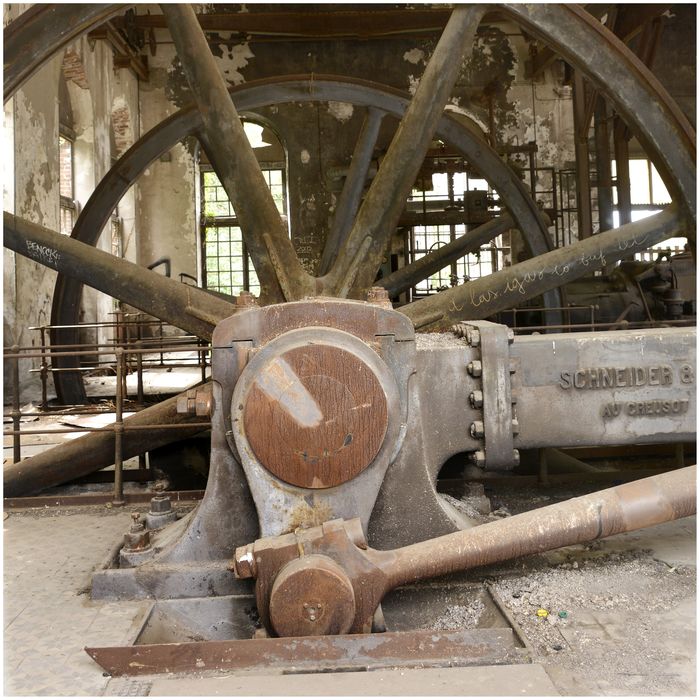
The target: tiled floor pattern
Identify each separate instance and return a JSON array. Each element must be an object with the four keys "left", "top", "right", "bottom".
[{"left": 4, "top": 511, "right": 149, "bottom": 696}]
